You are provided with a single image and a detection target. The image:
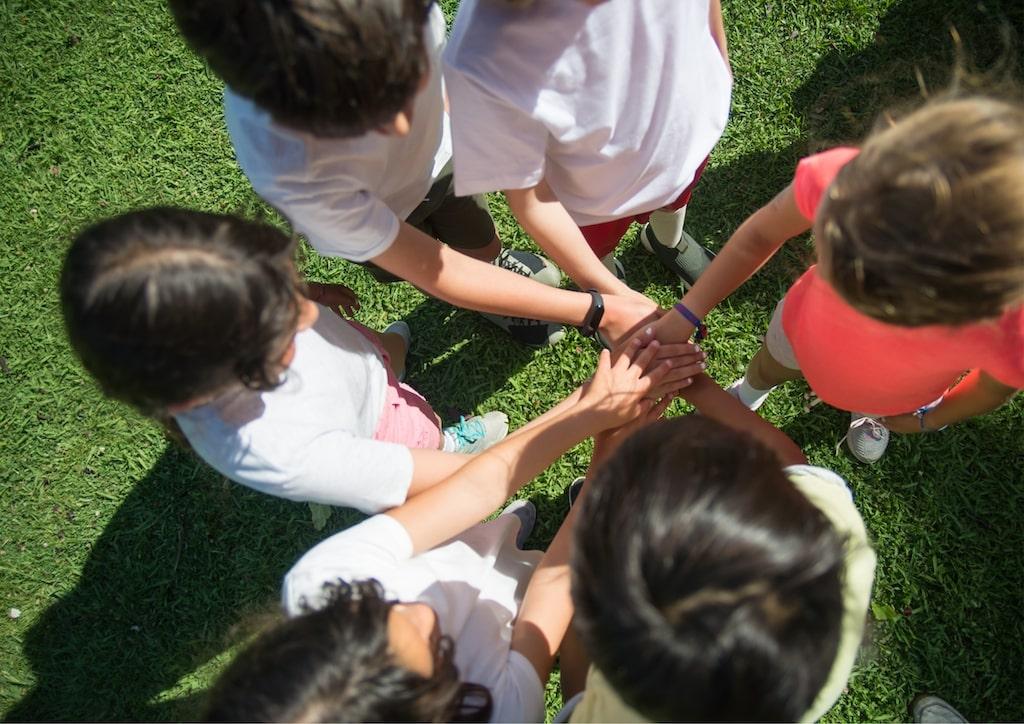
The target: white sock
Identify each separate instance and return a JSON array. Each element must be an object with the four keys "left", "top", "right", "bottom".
[
  {"left": 648, "top": 206, "right": 687, "bottom": 248},
  {"left": 734, "top": 376, "right": 774, "bottom": 410},
  {"left": 441, "top": 429, "right": 457, "bottom": 452}
]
